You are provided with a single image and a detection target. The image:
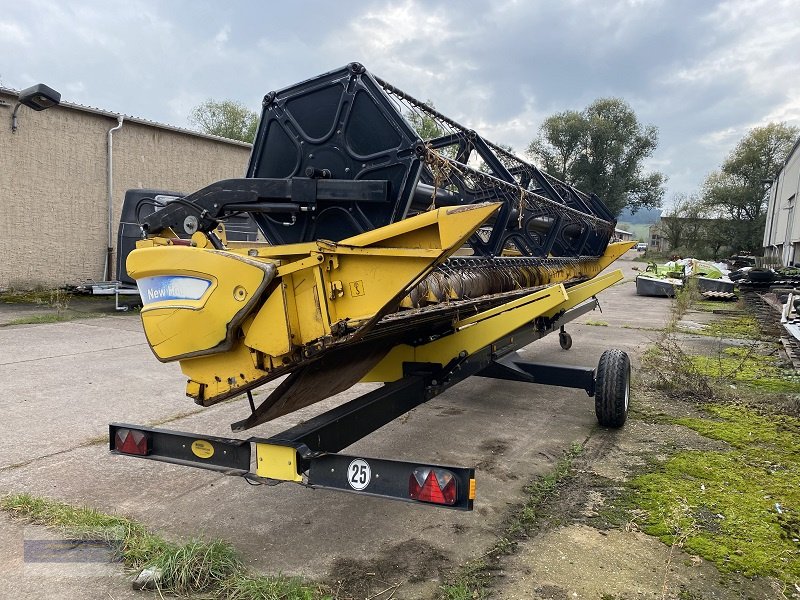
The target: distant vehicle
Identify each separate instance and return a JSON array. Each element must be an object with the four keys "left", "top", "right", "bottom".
[
  {"left": 636, "top": 242, "right": 648, "bottom": 251},
  {"left": 75, "top": 189, "right": 259, "bottom": 309}
]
